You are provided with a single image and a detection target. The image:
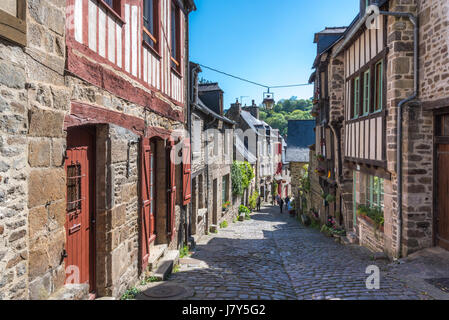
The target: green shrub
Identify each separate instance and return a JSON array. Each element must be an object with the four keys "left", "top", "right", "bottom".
[
  {"left": 232, "top": 161, "right": 255, "bottom": 196},
  {"left": 121, "top": 287, "right": 141, "bottom": 300},
  {"left": 179, "top": 245, "right": 190, "bottom": 258},
  {"left": 239, "top": 205, "right": 251, "bottom": 220},
  {"left": 220, "top": 220, "right": 228, "bottom": 228},
  {"left": 248, "top": 191, "right": 259, "bottom": 210}
]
